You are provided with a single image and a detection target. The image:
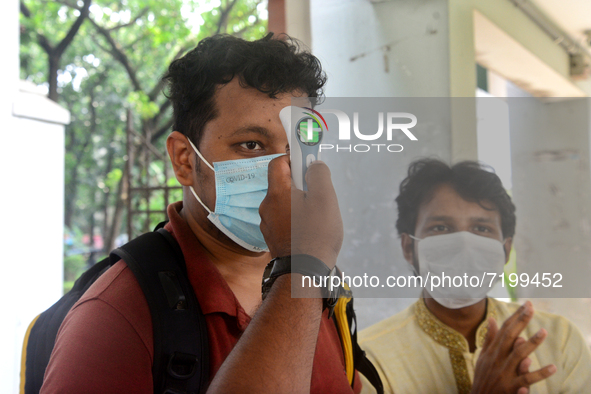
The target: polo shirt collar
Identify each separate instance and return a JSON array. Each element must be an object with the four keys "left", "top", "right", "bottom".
[{"left": 164, "top": 201, "right": 251, "bottom": 328}]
